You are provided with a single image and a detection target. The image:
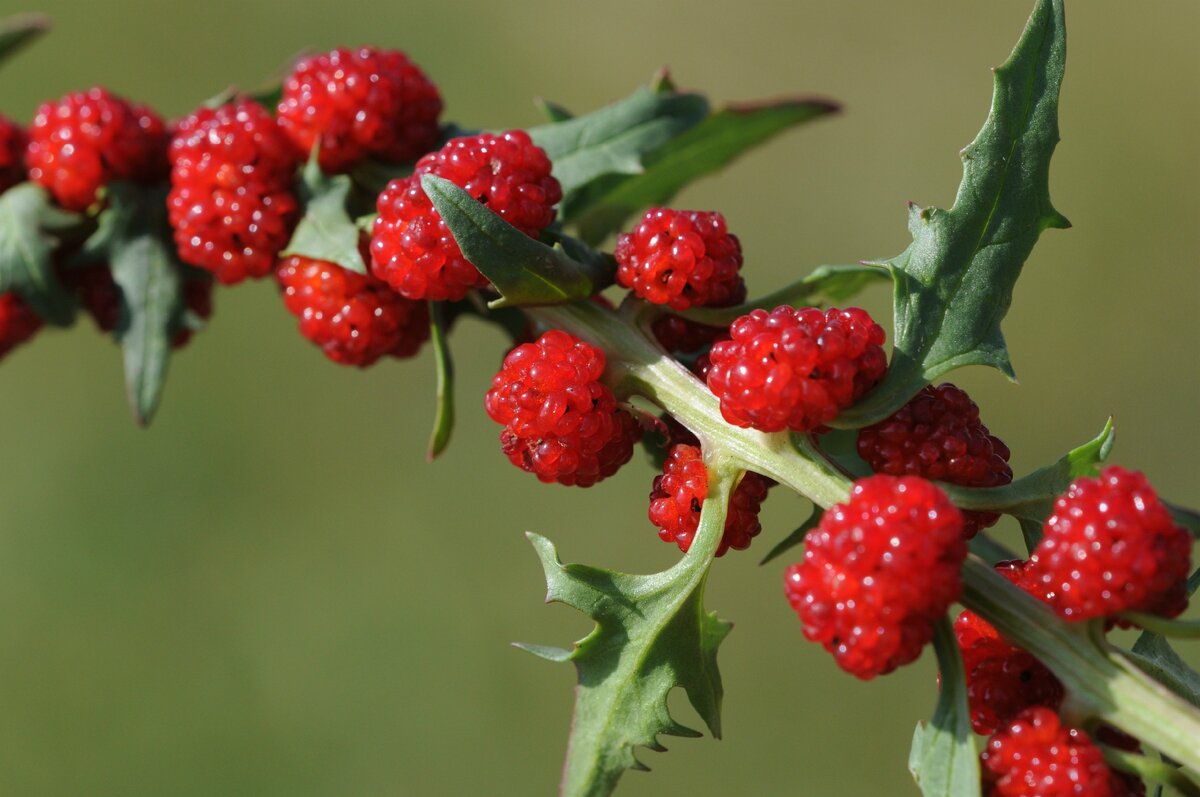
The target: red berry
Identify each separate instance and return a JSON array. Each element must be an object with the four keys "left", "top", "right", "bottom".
[
  {"left": 168, "top": 101, "right": 300, "bottom": 284},
  {"left": 784, "top": 474, "right": 966, "bottom": 679},
  {"left": 955, "top": 560, "right": 1063, "bottom": 735},
  {"left": 651, "top": 314, "right": 729, "bottom": 355},
  {"left": 649, "top": 444, "right": 771, "bottom": 557},
  {"left": 0, "top": 113, "right": 28, "bottom": 193},
  {"left": 485, "top": 329, "right": 640, "bottom": 487},
  {"left": 65, "top": 264, "right": 212, "bottom": 348},
  {"left": 0, "top": 292, "right": 42, "bottom": 358},
  {"left": 370, "top": 130, "right": 562, "bottom": 301},
  {"left": 857, "top": 383, "right": 1013, "bottom": 538},
  {"left": 26, "top": 87, "right": 168, "bottom": 211},
  {"left": 615, "top": 208, "right": 746, "bottom": 310},
  {"left": 1028, "top": 466, "right": 1191, "bottom": 622},
  {"left": 981, "top": 707, "right": 1115, "bottom": 797},
  {"left": 276, "top": 250, "right": 430, "bottom": 367},
  {"left": 276, "top": 46, "right": 442, "bottom": 173},
  {"left": 707, "top": 305, "right": 887, "bottom": 433}
]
